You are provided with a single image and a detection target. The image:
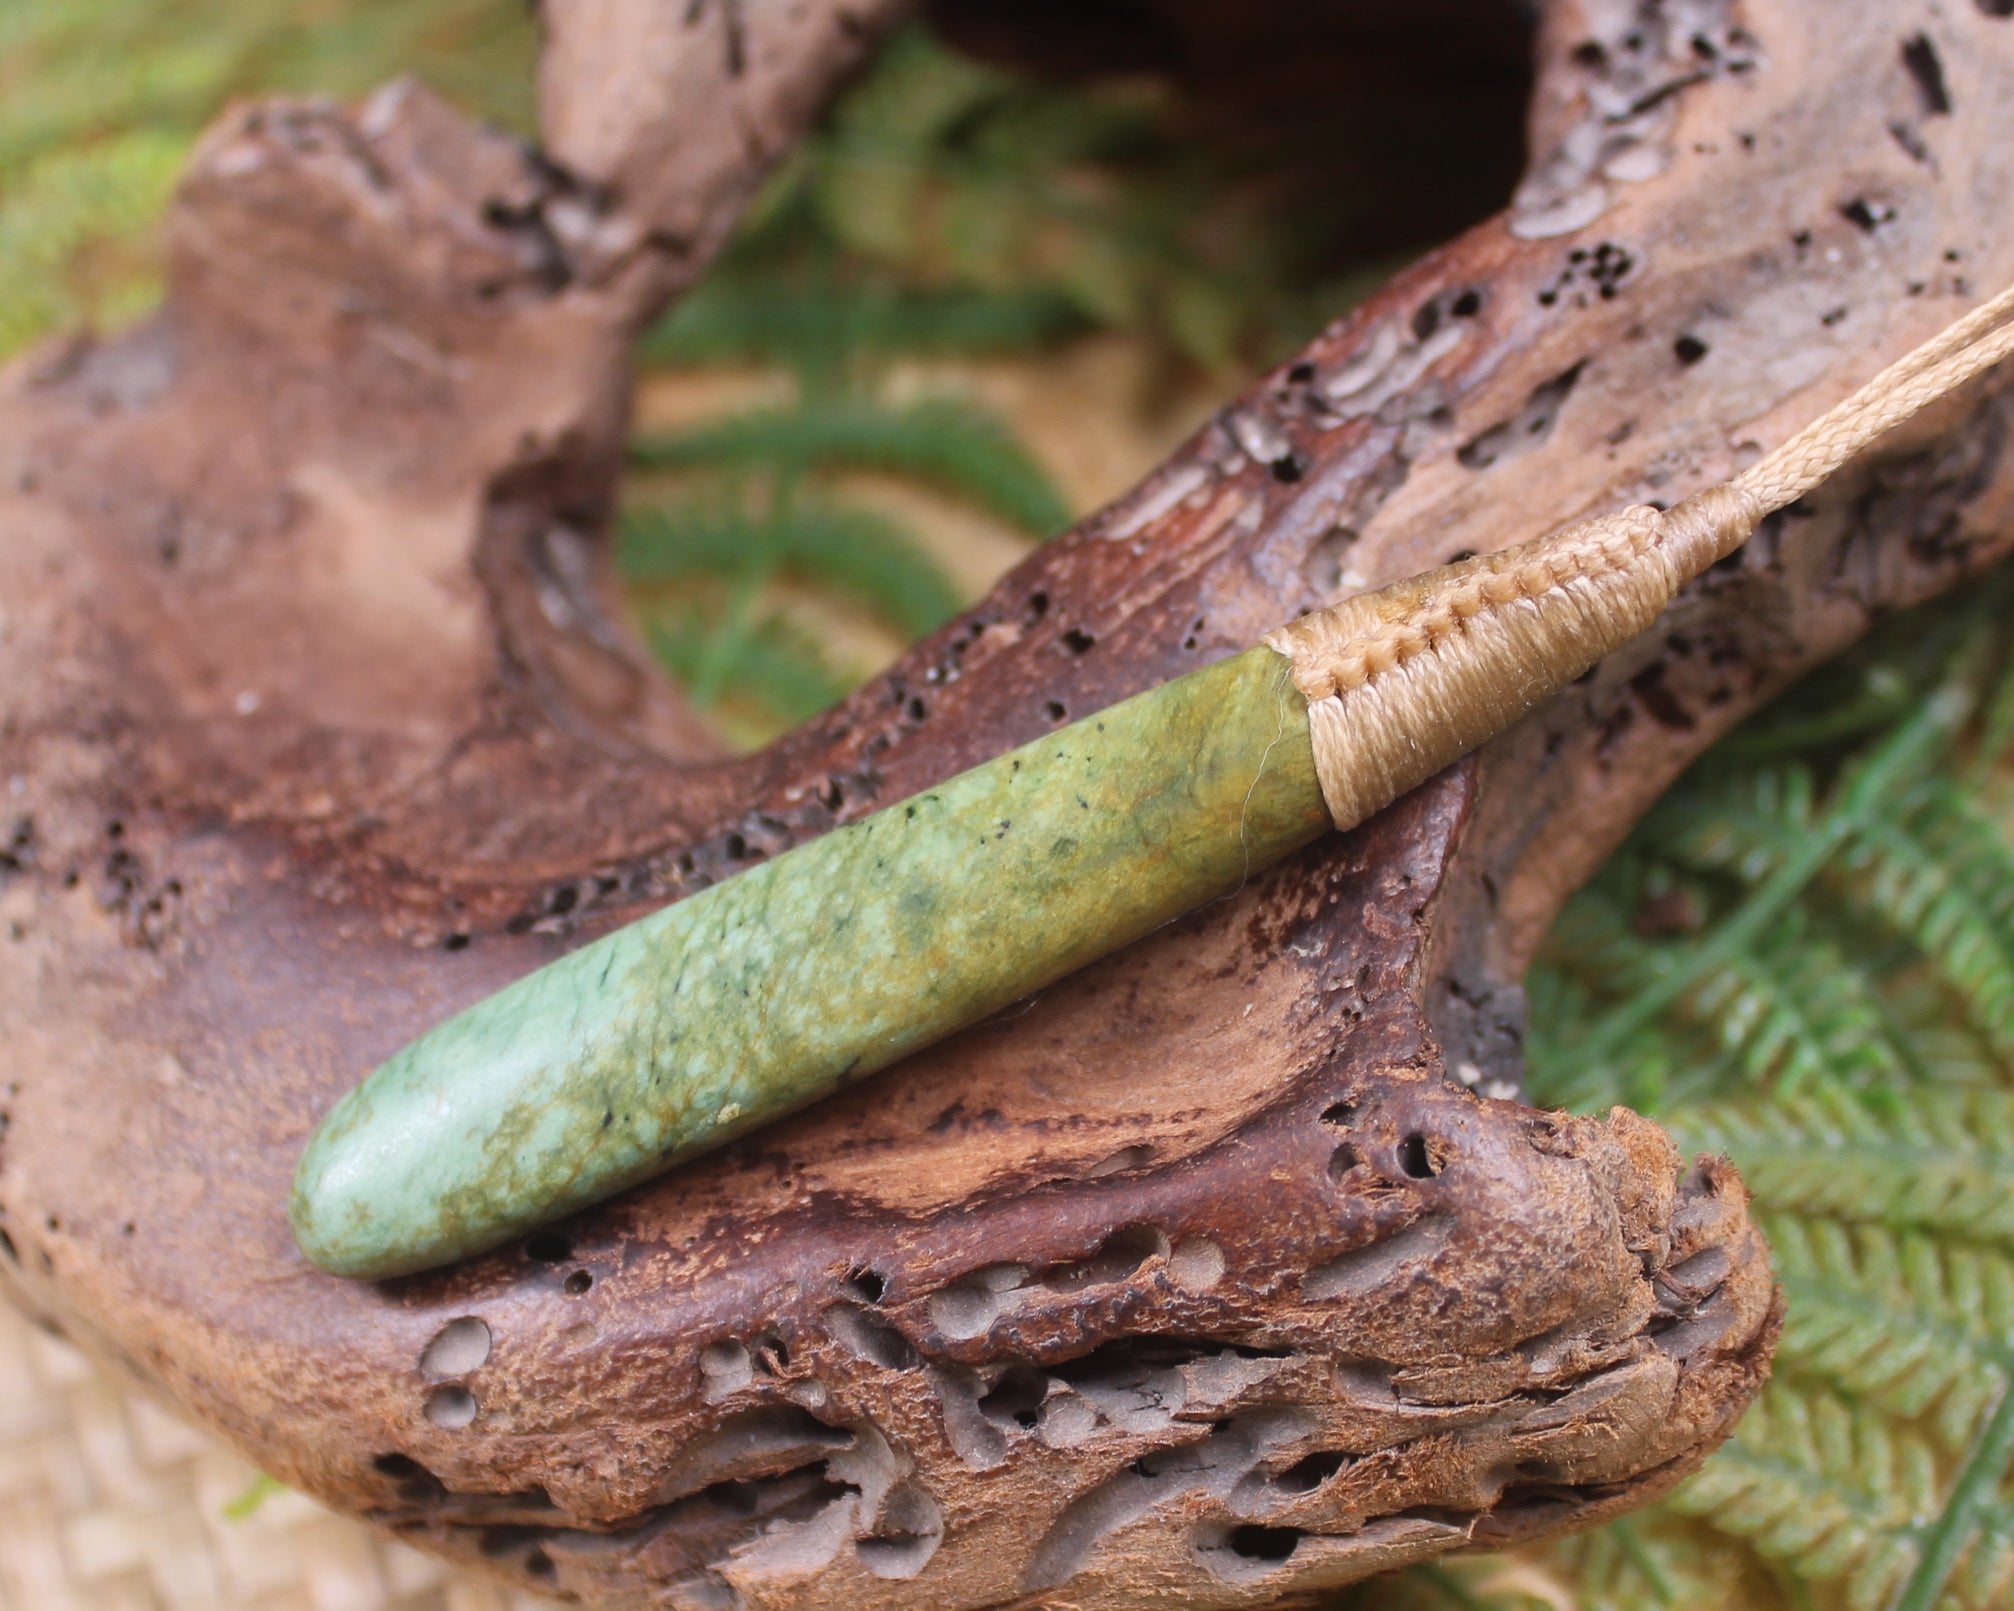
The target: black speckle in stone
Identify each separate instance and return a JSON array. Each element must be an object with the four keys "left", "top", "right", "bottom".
[
  {"left": 1900, "top": 33, "right": 1952, "bottom": 114},
  {"left": 1839, "top": 197, "right": 1894, "bottom": 233}
]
